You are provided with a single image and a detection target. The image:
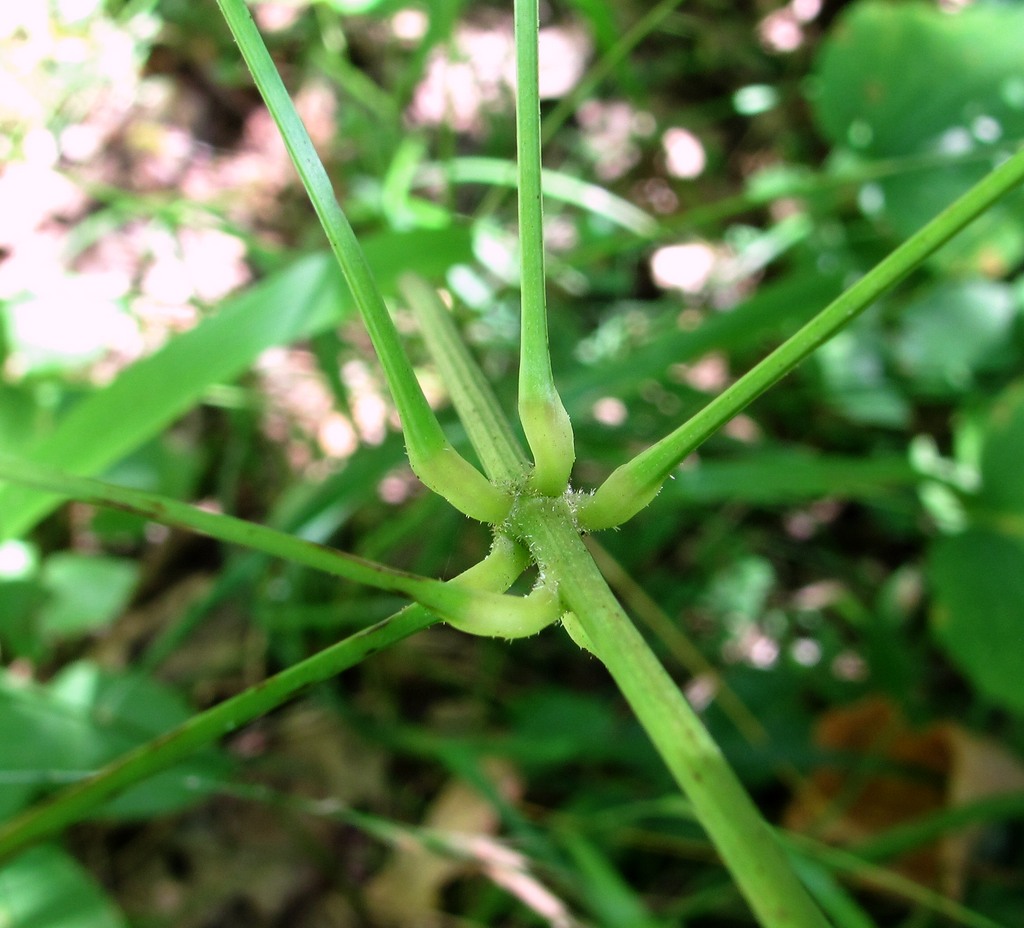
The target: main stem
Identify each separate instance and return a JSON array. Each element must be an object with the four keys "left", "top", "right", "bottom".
[{"left": 511, "top": 496, "right": 831, "bottom": 928}]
